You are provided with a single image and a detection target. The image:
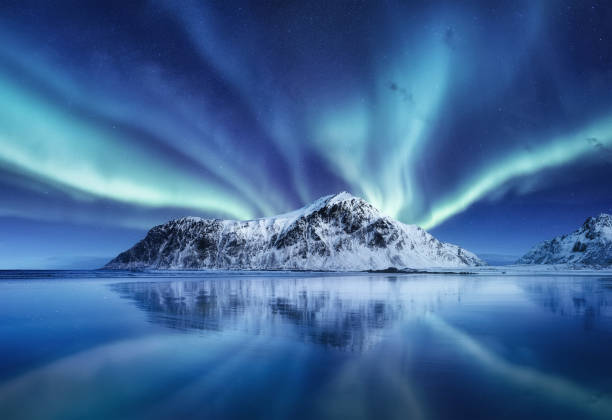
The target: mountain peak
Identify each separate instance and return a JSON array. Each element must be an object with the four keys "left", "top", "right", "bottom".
[
  {"left": 307, "top": 191, "right": 368, "bottom": 208},
  {"left": 325, "top": 191, "right": 360, "bottom": 204},
  {"left": 268, "top": 192, "right": 378, "bottom": 225},
  {"left": 582, "top": 213, "right": 612, "bottom": 231},
  {"left": 323, "top": 191, "right": 376, "bottom": 210}
]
